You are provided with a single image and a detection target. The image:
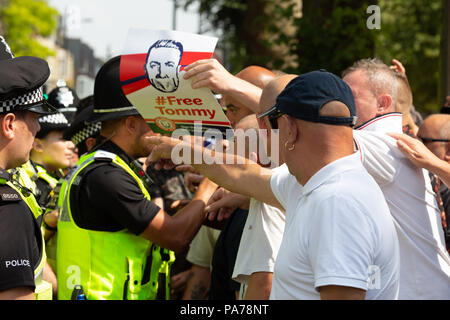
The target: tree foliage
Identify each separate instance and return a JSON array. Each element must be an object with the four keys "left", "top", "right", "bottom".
[
  {"left": 183, "top": 0, "right": 299, "bottom": 73},
  {"left": 376, "top": 0, "right": 443, "bottom": 113},
  {"left": 0, "top": 0, "right": 59, "bottom": 58},
  {"left": 296, "top": 0, "right": 377, "bottom": 75},
  {"left": 185, "top": 0, "right": 444, "bottom": 113}
]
